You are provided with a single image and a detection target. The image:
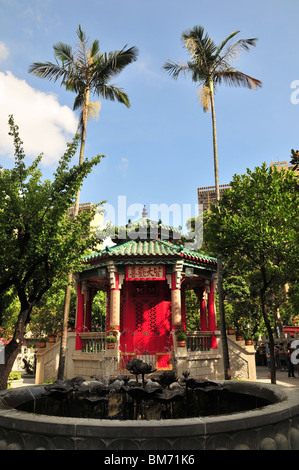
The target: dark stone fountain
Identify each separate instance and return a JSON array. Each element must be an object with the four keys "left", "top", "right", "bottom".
[{"left": 0, "top": 359, "right": 299, "bottom": 450}]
